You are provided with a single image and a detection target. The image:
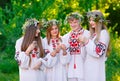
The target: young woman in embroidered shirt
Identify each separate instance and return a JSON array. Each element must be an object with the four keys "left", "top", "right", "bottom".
[
  {"left": 15, "top": 19, "right": 45, "bottom": 81},
  {"left": 43, "top": 19, "right": 68, "bottom": 81},
  {"left": 63, "top": 12, "right": 90, "bottom": 81},
  {"left": 78, "top": 10, "right": 110, "bottom": 81}
]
